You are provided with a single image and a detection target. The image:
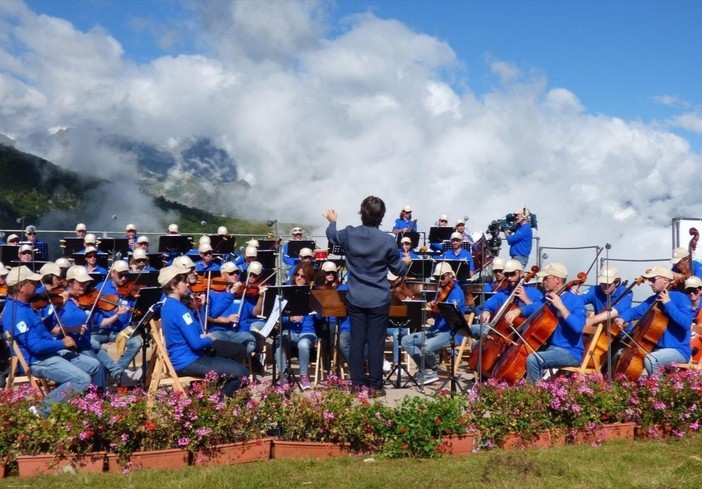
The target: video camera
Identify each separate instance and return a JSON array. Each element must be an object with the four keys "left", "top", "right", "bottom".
[{"left": 485, "top": 211, "right": 538, "bottom": 254}]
